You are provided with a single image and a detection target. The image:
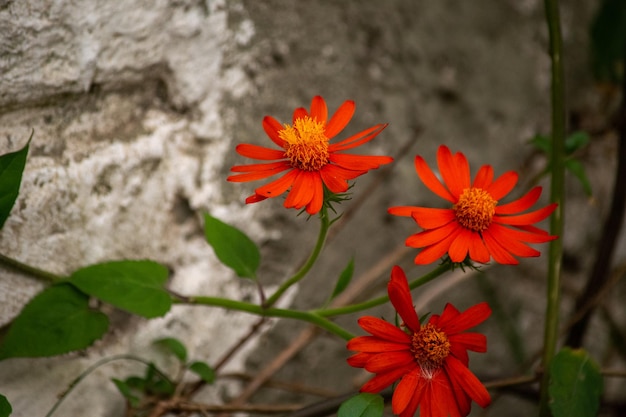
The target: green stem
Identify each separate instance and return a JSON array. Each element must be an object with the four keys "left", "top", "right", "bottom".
[
  {"left": 0, "top": 252, "right": 64, "bottom": 283},
  {"left": 314, "top": 263, "right": 450, "bottom": 317},
  {"left": 540, "top": 0, "right": 566, "bottom": 415},
  {"left": 186, "top": 296, "right": 354, "bottom": 340},
  {"left": 264, "top": 205, "right": 331, "bottom": 308}
]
